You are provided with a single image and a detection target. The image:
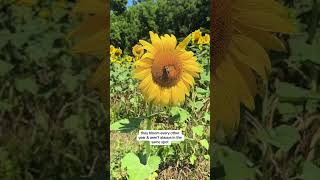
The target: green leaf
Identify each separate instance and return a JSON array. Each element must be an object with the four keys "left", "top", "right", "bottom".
[
  {"left": 0, "top": 60, "right": 14, "bottom": 76},
  {"left": 258, "top": 125, "right": 300, "bottom": 152},
  {"left": 204, "top": 154, "right": 210, "bottom": 160},
  {"left": 196, "top": 87, "right": 208, "bottom": 95},
  {"left": 61, "top": 72, "right": 79, "bottom": 92},
  {"left": 0, "top": 100, "right": 13, "bottom": 112},
  {"left": 278, "top": 103, "right": 297, "bottom": 115},
  {"left": 302, "top": 161, "right": 320, "bottom": 180},
  {"left": 121, "top": 153, "right": 160, "bottom": 180},
  {"left": 192, "top": 125, "right": 204, "bottom": 137},
  {"left": 203, "top": 112, "right": 210, "bottom": 122},
  {"left": 217, "top": 146, "right": 255, "bottom": 180},
  {"left": 276, "top": 82, "right": 320, "bottom": 102},
  {"left": 146, "top": 156, "right": 161, "bottom": 173},
  {"left": 15, "top": 77, "right": 39, "bottom": 94},
  {"left": 199, "top": 139, "right": 209, "bottom": 150},
  {"left": 110, "top": 117, "right": 144, "bottom": 133},
  {"left": 289, "top": 35, "right": 320, "bottom": 65},
  {"left": 170, "top": 107, "right": 190, "bottom": 123},
  {"left": 277, "top": 103, "right": 303, "bottom": 122},
  {"left": 189, "top": 154, "right": 197, "bottom": 165}
]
